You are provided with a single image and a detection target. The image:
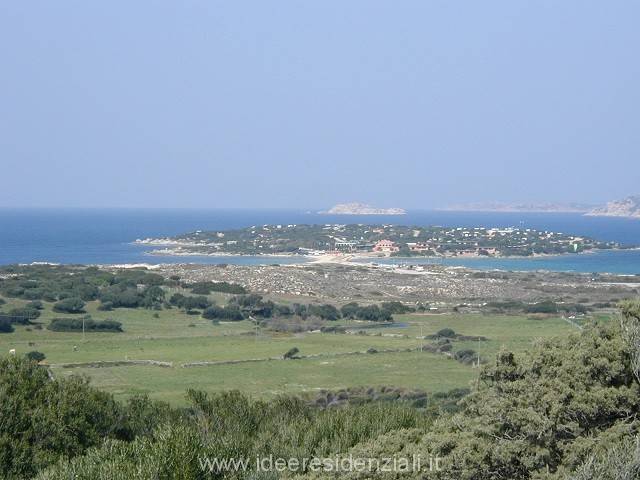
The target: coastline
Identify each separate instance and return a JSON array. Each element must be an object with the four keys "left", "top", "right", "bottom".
[
  {"left": 32, "top": 246, "right": 637, "bottom": 276},
  {"left": 138, "top": 245, "right": 637, "bottom": 264}
]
